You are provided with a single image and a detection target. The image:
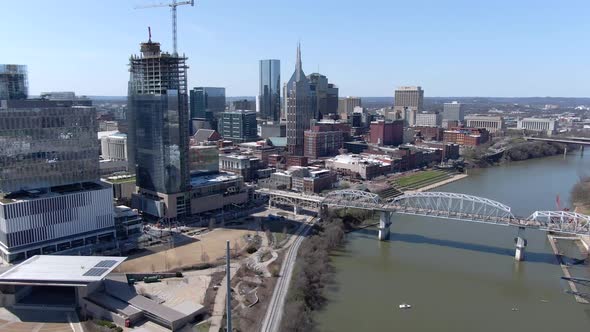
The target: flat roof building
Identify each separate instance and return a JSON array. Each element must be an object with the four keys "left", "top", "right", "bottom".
[
  {"left": 465, "top": 115, "right": 505, "bottom": 134},
  {"left": 516, "top": 118, "right": 557, "bottom": 136}
]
